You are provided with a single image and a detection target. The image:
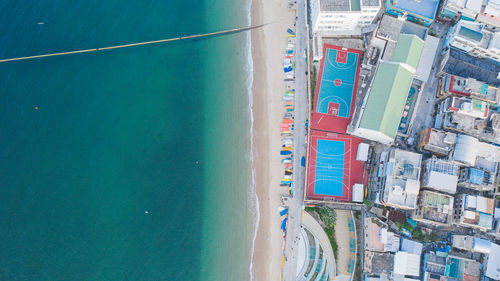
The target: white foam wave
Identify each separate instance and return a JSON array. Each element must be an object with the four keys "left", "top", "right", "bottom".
[{"left": 245, "top": 0, "right": 260, "bottom": 280}]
